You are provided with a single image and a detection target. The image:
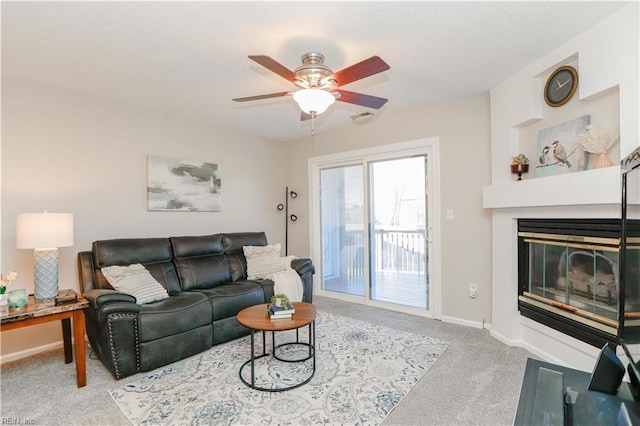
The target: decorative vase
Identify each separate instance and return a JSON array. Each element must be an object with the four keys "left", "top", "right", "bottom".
[
  {"left": 593, "top": 153, "right": 613, "bottom": 169},
  {"left": 8, "top": 289, "right": 28, "bottom": 309},
  {"left": 510, "top": 164, "right": 529, "bottom": 181},
  {"left": 0, "top": 294, "right": 7, "bottom": 316}
]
